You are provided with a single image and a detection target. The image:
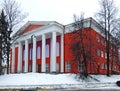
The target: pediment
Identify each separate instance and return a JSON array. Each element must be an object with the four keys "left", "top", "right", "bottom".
[{"left": 19, "top": 24, "right": 44, "bottom": 35}]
